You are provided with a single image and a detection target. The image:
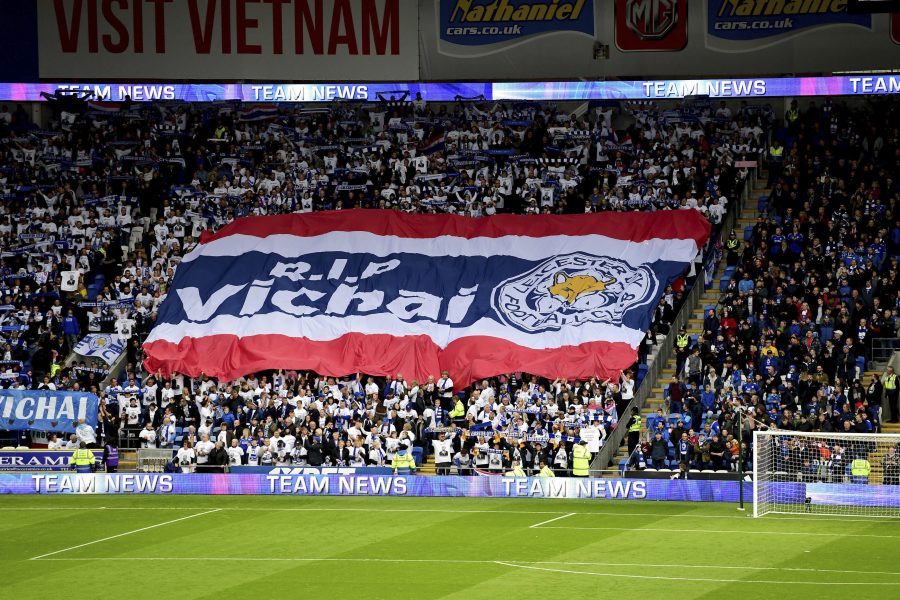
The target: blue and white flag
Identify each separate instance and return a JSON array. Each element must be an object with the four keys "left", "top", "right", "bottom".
[{"left": 74, "top": 334, "right": 125, "bottom": 366}]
